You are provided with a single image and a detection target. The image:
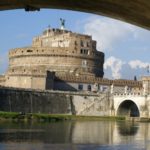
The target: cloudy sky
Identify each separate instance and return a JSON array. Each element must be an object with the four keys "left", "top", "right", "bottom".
[{"left": 0, "top": 9, "right": 150, "bottom": 80}]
